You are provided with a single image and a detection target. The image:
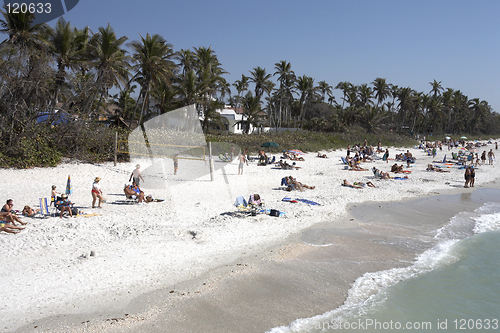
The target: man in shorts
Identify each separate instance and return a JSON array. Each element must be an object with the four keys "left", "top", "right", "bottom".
[{"left": 238, "top": 152, "right": 247, "bottom": 175}]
